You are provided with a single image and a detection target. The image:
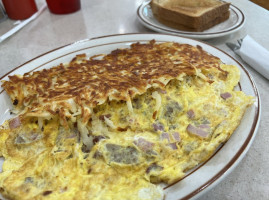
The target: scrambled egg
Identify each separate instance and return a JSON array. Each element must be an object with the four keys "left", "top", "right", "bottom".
[{"left": 0, "top": 42, "right": 253, "bottom": 200}]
